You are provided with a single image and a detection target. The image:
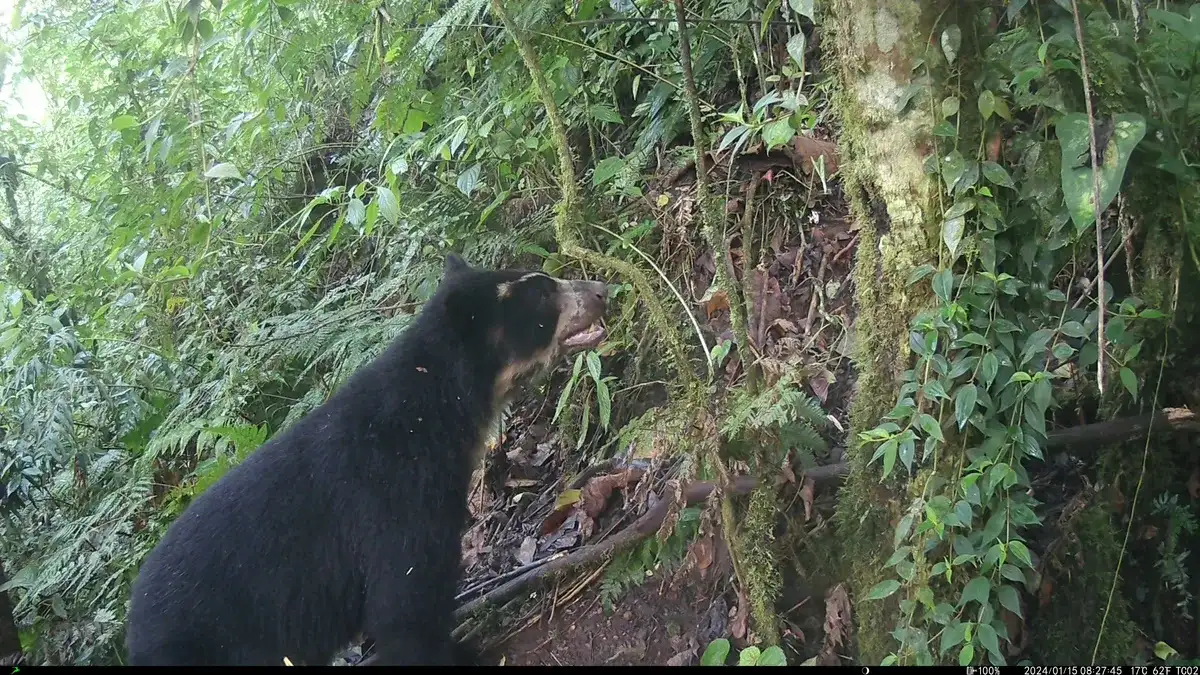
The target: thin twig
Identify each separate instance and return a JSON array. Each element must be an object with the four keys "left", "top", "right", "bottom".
[{"left": 1070, "top": 0, "right": 1108, "bottom": 395}]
